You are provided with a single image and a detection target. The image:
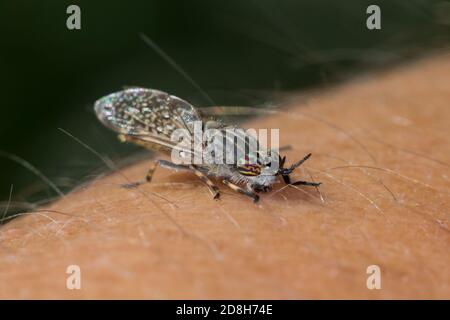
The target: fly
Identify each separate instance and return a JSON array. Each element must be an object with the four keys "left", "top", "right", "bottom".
[{"left": 94, "top": 87, "right": 321, "bottom": 202}]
